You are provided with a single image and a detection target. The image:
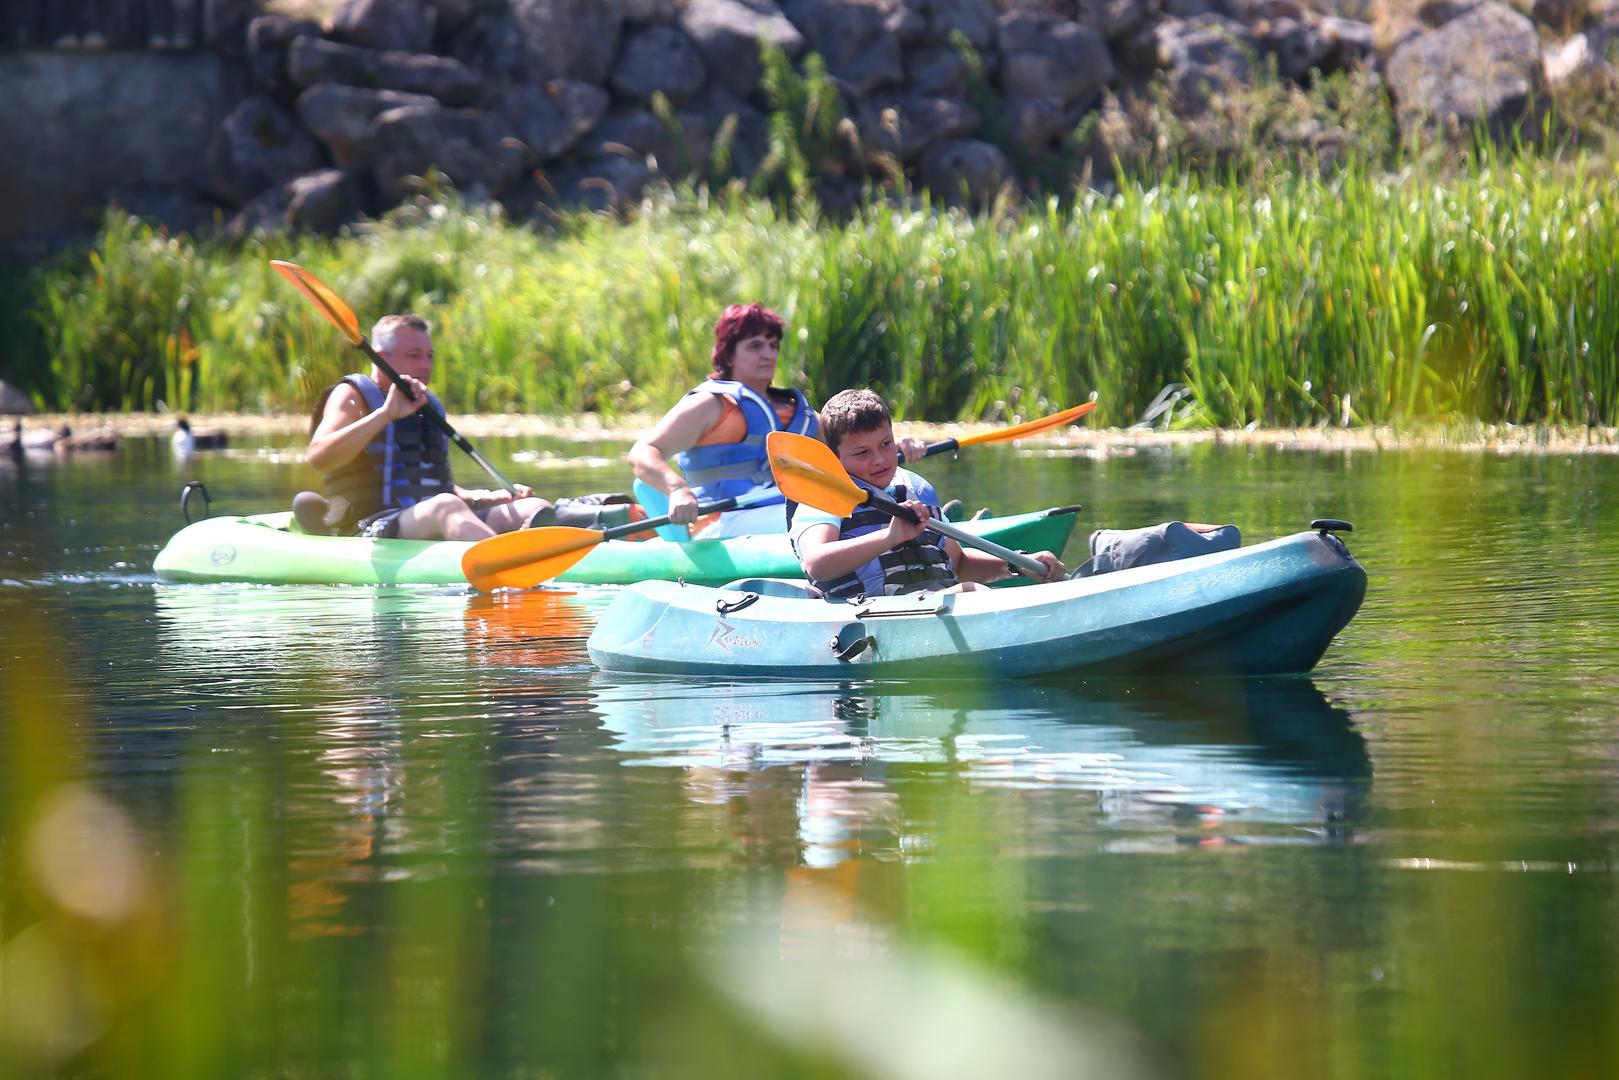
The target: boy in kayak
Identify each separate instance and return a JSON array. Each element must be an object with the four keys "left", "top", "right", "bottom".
[
  {"left": 304, "top": 314, "right": 551, "bottom": 540},
  {"left": 789, "top": 388, "right": 1067, "bottom": 598}
]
